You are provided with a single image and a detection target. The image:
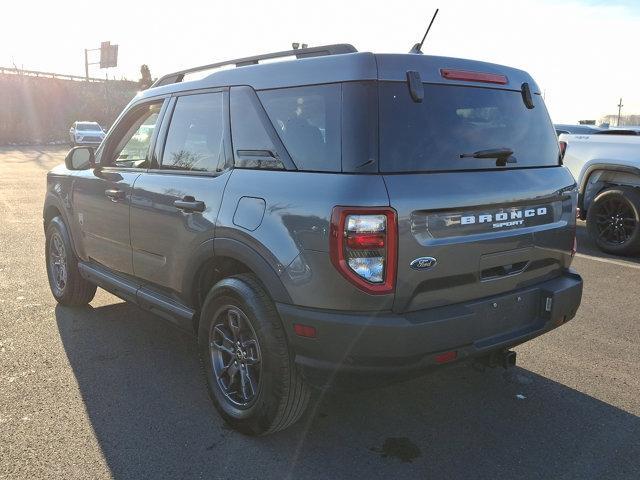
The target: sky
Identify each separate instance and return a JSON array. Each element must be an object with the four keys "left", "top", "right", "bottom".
[{"left": 2, "top": 0, "right": 640, "bottom": 123}]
